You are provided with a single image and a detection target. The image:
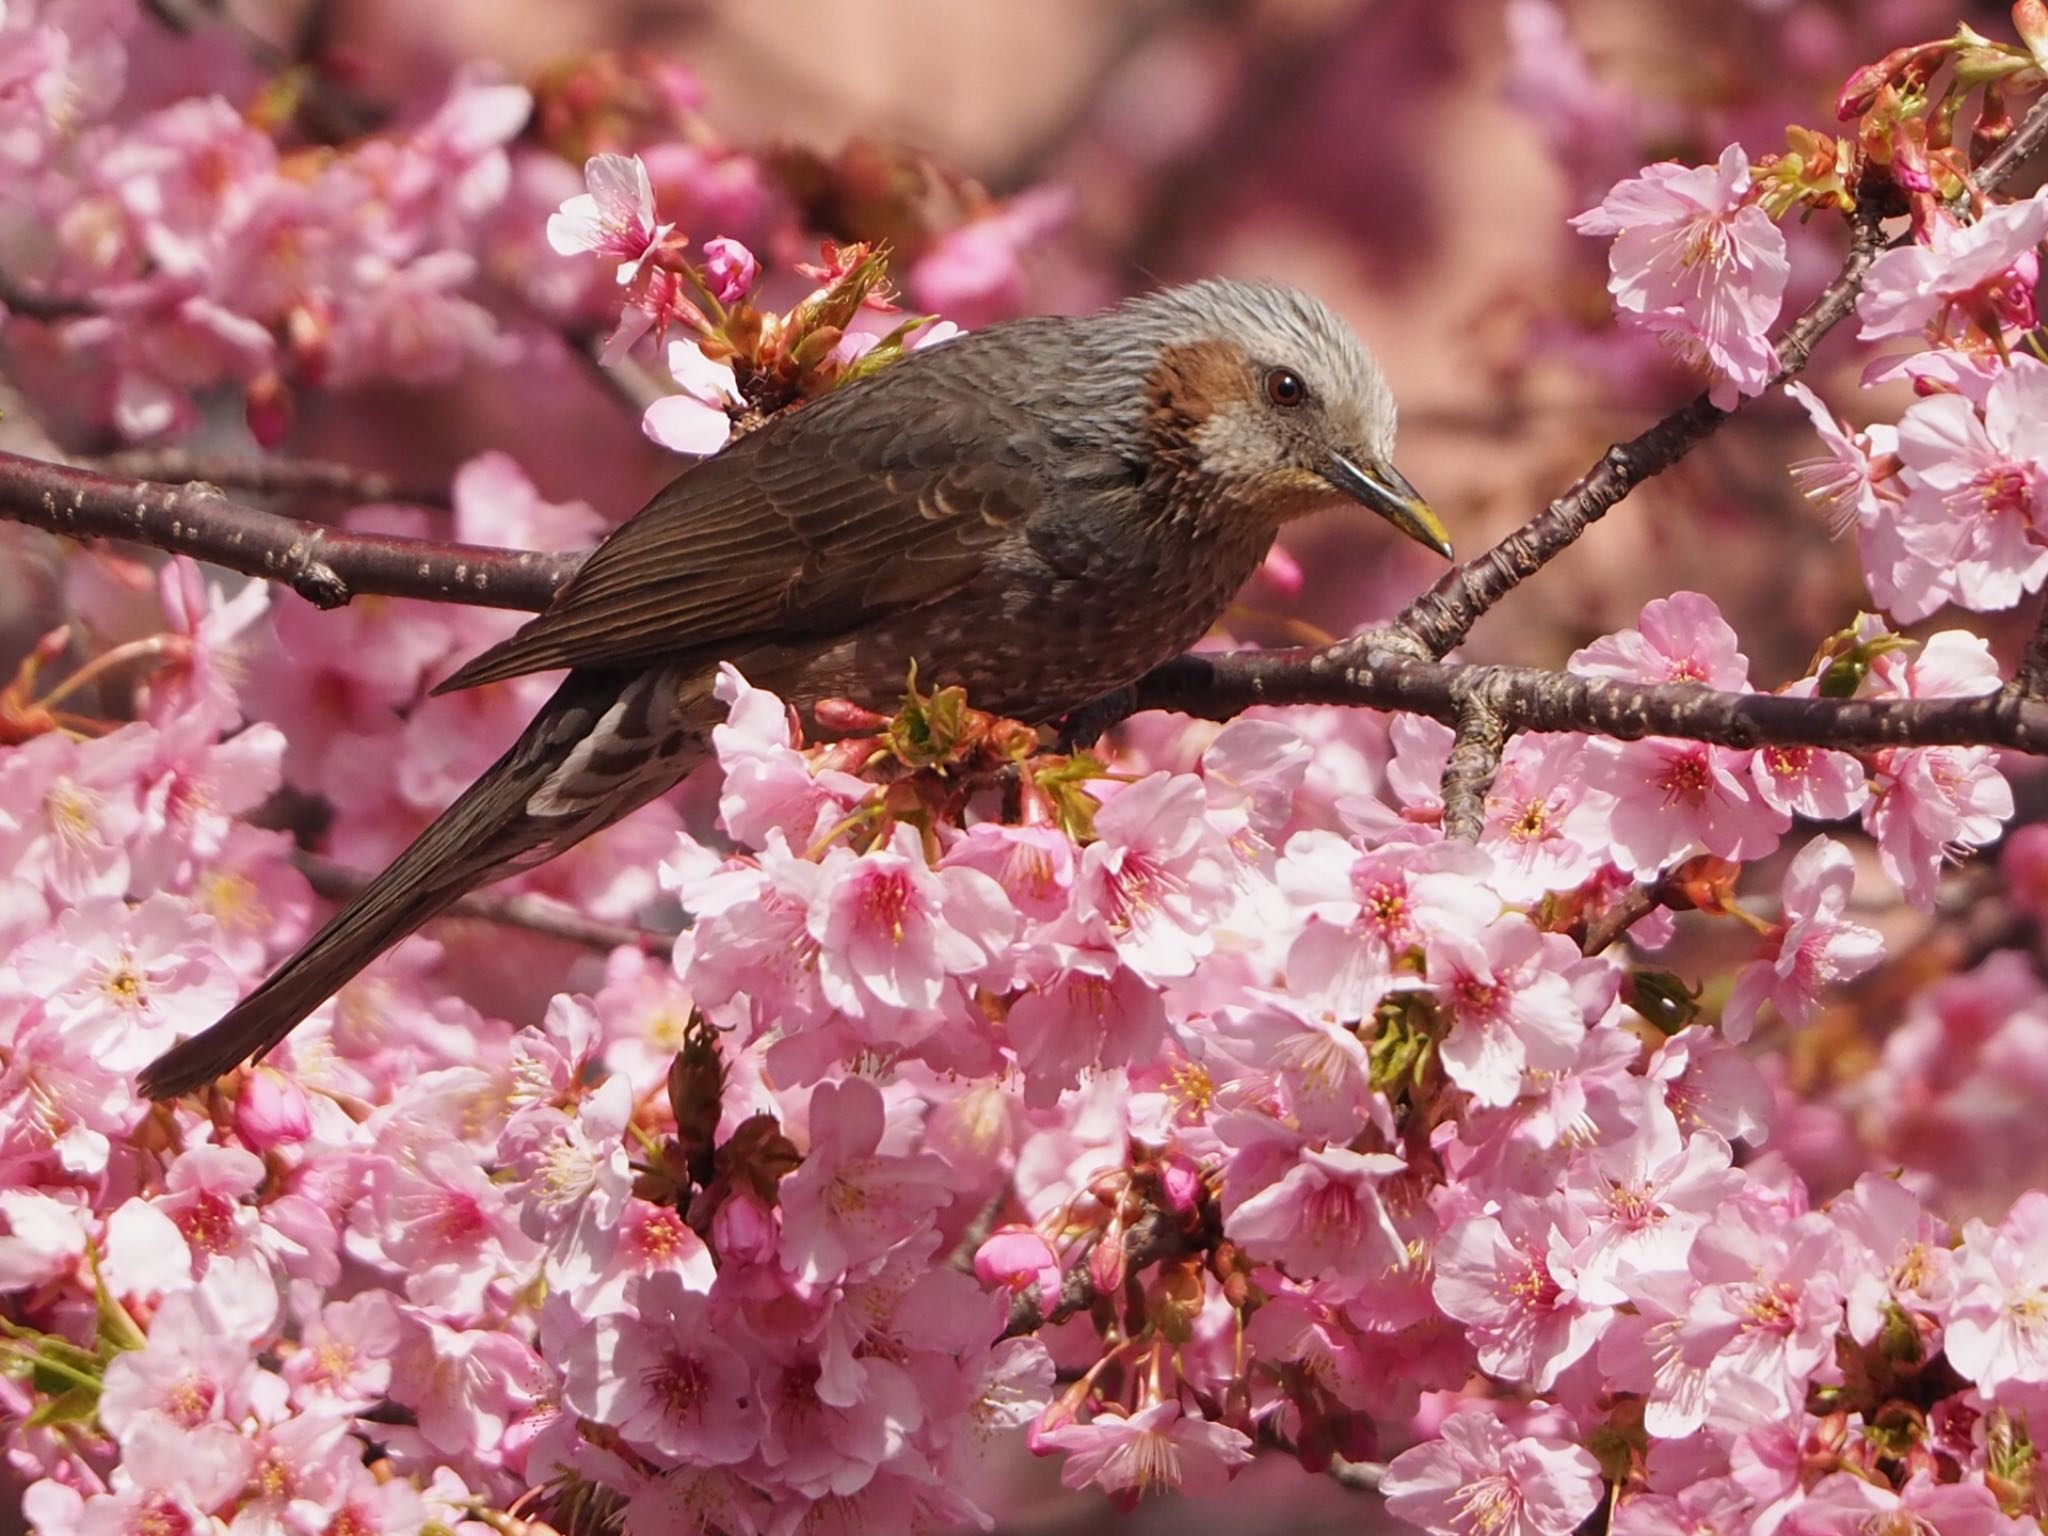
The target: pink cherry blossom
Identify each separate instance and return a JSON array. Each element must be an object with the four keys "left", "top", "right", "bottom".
[
  {"left": 1891, "top": 355, "right": 2048, "bottom": 614},
  {"left": 547, "top": 152, "right": 673, "bottom": 281},
  {"left": 1434, "top": 1194, "right": 1608, "bottom": 1391},
  {"left": 562, "top": 1271, "right": 759, "bottom": 1463},
  {"left": 1478, "top": 735, "right": 1609, "bottom": 901},
  {"left": 1858, "top": 191, "right": 2048, "bottom": 340},
  {"left": 1065, "top": 771, "right": 1233, "bottom": 981},
  {"left": 642, "top": 337, "right": 741, "bottom": 455},
  {"left": 1033, "top": 1400, "right": 1253, "bottom": 1504},
  {"left": 809, "top": 822, "right": 1014, "bottom": 1021},
  {"left": 1569, "top": 590, "right": 1751, "bottom": 688},
  {"left": 10, "top": 893, "right": 237, "bottom": 1071},
  {"left": 1780, "top": 1472, "right": 2018, "bottom": 1536},
  {"left": 1580, "top": 737, "right": 1788, "bottom": 878},
  {"left": 1429, "top": 917, "right": 1586, "bottom": 1108},
  {"left": 1723, "top": 837, "right": 1883, "bottom": 1041},
  {"left": 777, "top": 1077, "right": 952, "bottom": 1285},
  {"left": 1782, "top": 380, "right": 1903, "bottom": 539},
  {"left": 1863, "top": 632, "right": 2013, "bottom": 910},
  {"left": 1380, "top": 1410, "right": 1604, "bottom": 1536},
  {"left": 1945, "top": 1190, "right": 2048, "bottom": 1396},
  {"left": 1225, "top": 1143, "right": 1409, "bottom": 1285},
  {"left": 907, "top": 184, "right": 1072, "bottom": 327},
  {"left": 1570, "top": 145, "right": 1789, "bottom": 405}
]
